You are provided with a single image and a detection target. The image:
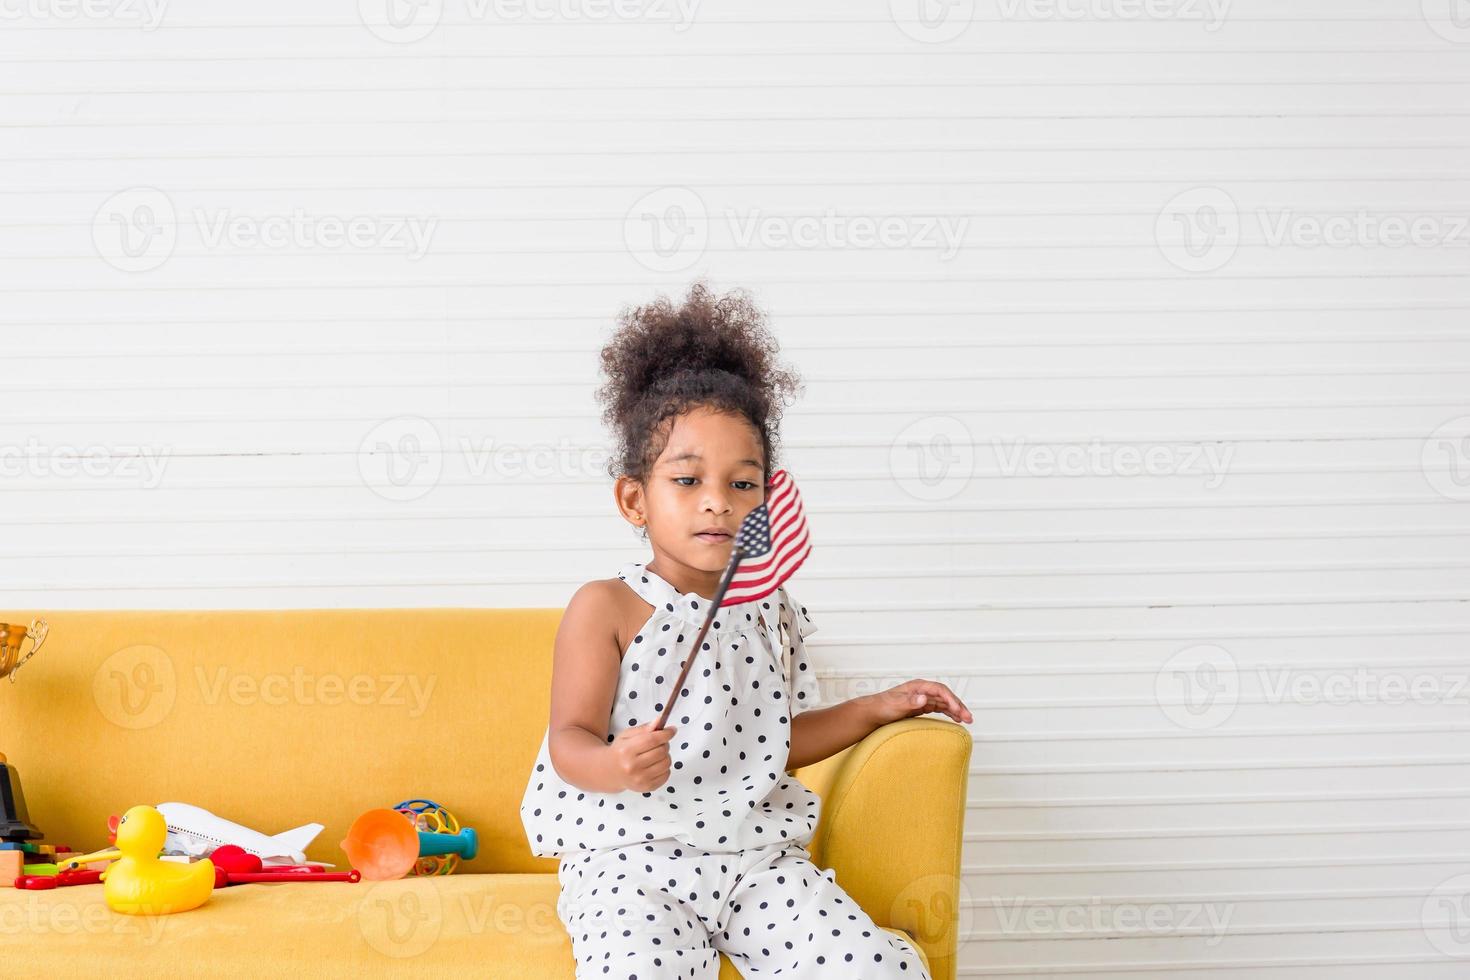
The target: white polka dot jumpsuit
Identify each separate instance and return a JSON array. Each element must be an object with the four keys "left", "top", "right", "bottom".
[{"left": 520, "top": 561, "right": 930, "bottom": 978}]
